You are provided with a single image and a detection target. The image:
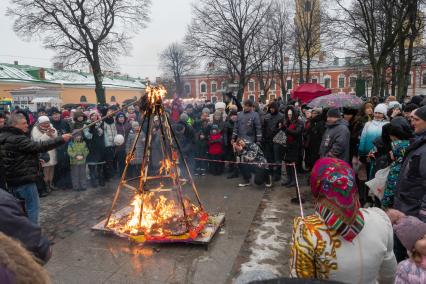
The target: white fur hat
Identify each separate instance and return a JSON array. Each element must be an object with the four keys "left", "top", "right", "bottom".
[
  {"left": 374, "top": 103, "right": 388, "bottom": 115},
  {"left": 37, "top": 116, "right": 50, "bottom": 124},
  {"left": 215, "top": 102, "right": 226, "bottom": 110}
]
